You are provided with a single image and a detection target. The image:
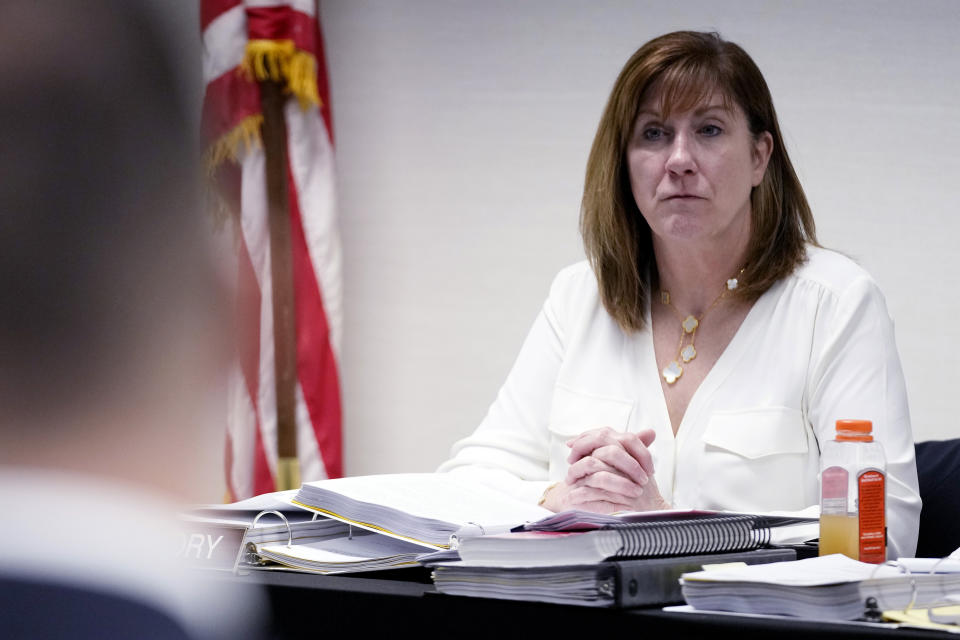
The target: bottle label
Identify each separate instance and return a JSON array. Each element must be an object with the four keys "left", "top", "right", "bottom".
[
  {"left": 858, "top": 469, "right": 886, "bottom": 564},
  {"left": 821, "top": 465, "right": 848, "bottom": 514}
]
